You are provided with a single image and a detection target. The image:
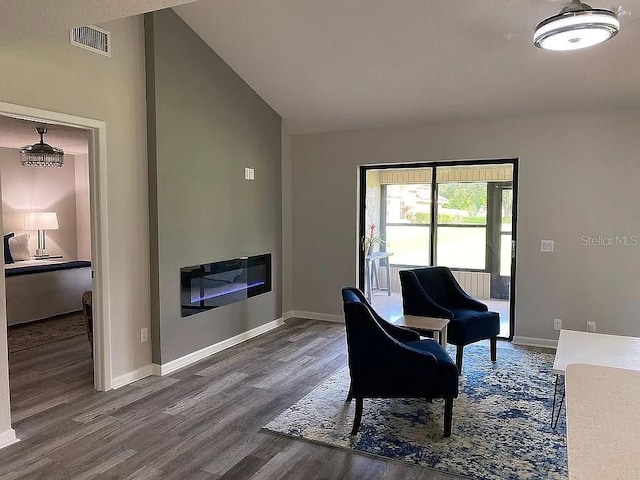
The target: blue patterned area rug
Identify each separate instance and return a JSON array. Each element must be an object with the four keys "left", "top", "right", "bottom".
[{"left": 263, "top": 344, "right": 567, "bottom": 480}]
